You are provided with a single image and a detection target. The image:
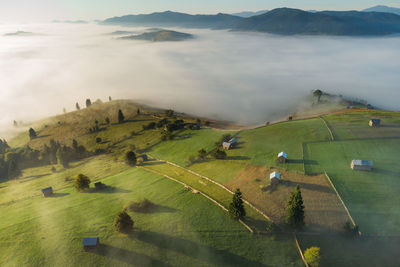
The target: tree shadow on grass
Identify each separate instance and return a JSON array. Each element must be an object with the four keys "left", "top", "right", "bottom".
[
  {"left": 281, "top": 180, "right": 332, "bottom": 194},
  {"left": 91, "top": 244, "right": 172, "bottom": 267},
  {"left": 132, "top": 204, "right": 177, "bottom": 214},
  {"left": 86, "top": 186, "right": 132, "bottom": 194},
  {"left": 136, "top": 231, "right": 267, "bottom": 267},
  {"left": 140, "top": 161, "right": 166, "bottom": 167},
  {"left": 50, "top": 192, "right": 69, "bottom": 198},
  {"left": 226, "top": 156, "right": 251, "bottom": 160},
  {"left": 372, "top": 168, "right": 400, "bottom": 177}
]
